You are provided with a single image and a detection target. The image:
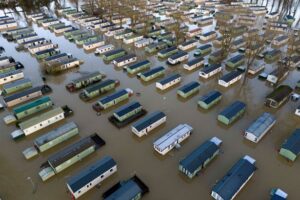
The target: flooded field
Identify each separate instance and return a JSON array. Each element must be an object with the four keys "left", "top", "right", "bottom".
[{"left": 0, "top": 10, "right": 300, "bottom": 200}]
